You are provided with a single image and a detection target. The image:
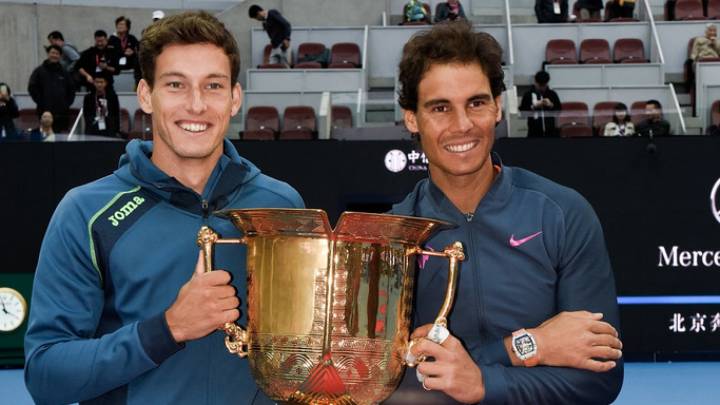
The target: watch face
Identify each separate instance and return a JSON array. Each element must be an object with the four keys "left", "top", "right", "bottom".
[
  {"left": 0, "top": 288, "right": 27, "bottom": 332},
  {"left": 513, "top": 333, "right": 536, "bottom": 358}
]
